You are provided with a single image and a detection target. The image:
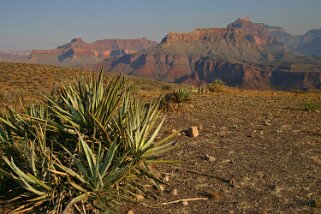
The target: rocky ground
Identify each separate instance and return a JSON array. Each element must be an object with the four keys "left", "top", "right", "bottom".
[
  {"left": 124, "top": 91, "right": 321, "bottom": 214},
  {"left": 0, "top": 62, "right": 320, "bottom": 213}
]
